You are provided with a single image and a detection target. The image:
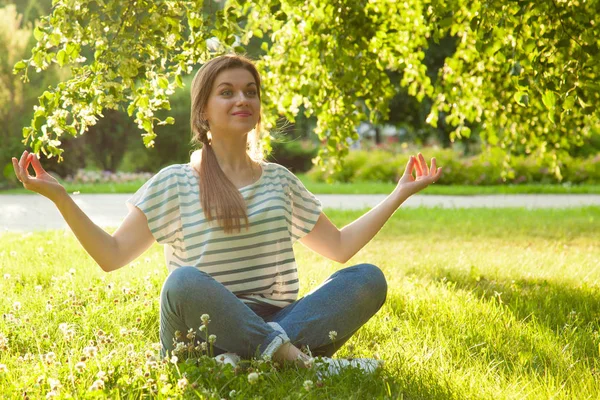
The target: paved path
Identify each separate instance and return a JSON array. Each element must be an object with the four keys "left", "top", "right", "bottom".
[{"left": 1, "top": 193, "right": 599, "bottom": 232}]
